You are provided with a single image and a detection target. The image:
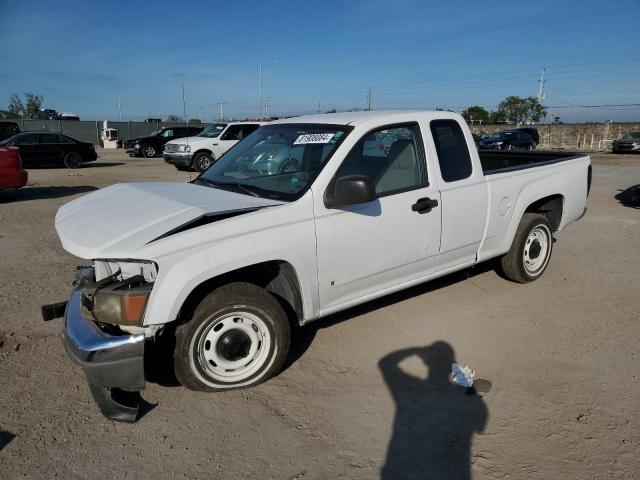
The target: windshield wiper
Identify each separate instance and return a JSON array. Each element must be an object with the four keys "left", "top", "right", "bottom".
[{"left": 194, "top": 178, "right": 263, "bottom": 197}]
